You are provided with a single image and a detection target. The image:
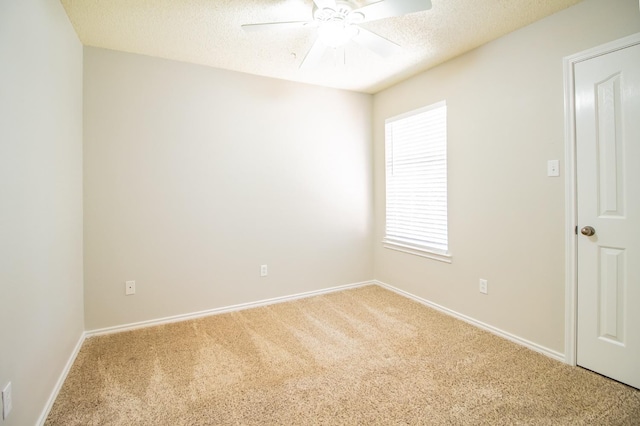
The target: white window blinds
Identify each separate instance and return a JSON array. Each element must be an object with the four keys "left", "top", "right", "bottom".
[{"left": 384, "top": 101, "right": 448, "bottom": 256}]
